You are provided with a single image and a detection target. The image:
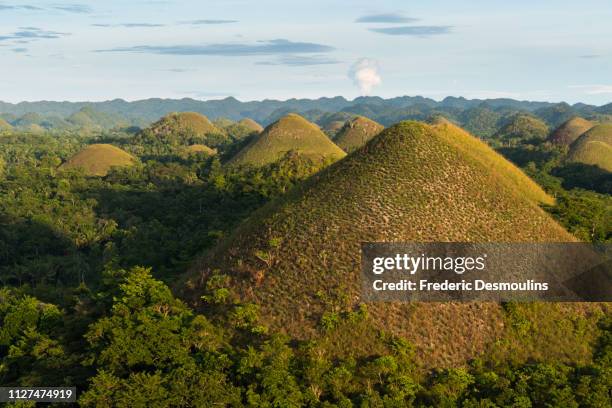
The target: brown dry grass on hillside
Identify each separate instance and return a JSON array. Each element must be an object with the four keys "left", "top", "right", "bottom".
[
  {"left": 549, "top": 117, "right": 594, "bottom": 146},
  {"left": 60, "top": 143, "right": 136, "bottom": 176}
]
